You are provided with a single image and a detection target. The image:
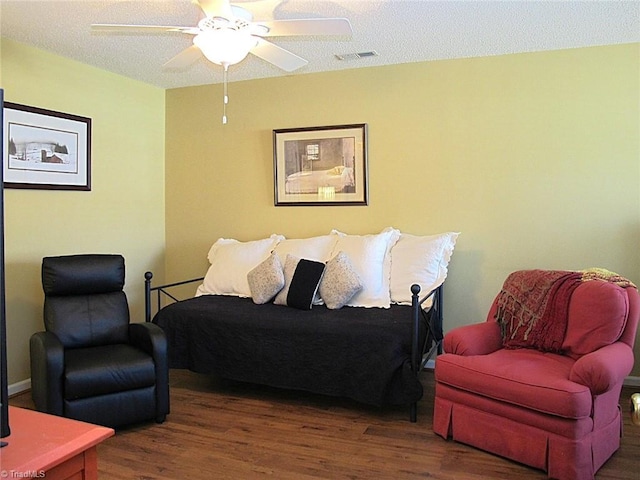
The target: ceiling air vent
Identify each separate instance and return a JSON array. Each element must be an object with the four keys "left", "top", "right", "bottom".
[{"left": 335, "top": 51, "right": 379, "bottom": 61}]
